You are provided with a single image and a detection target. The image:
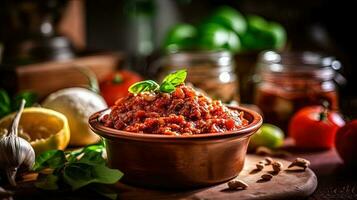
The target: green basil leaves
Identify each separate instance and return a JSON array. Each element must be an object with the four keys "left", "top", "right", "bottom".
[
  {"left": 33, "top": 141, "right": 123, "bottom": 200},
  {"left": 160, "top": 69, "right": 187, "bottom": 93},
  {"left": 128, "top": 80, "right": 159, "bottom": 94},
  {"left": 128, "top": 69, "right": 187, "bottom": 94}
]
